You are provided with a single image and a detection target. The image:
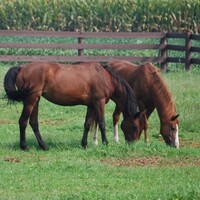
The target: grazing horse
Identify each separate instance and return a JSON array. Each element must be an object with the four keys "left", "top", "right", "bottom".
[
  {"left": 4, "top": 61, "right": 147, "bottom": 150},
  {"left": 110, "top": 60, "right": 179, "bottom": 148},
  {"left": 94, "top": 60, "right": 179, "bottom": 148}
]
